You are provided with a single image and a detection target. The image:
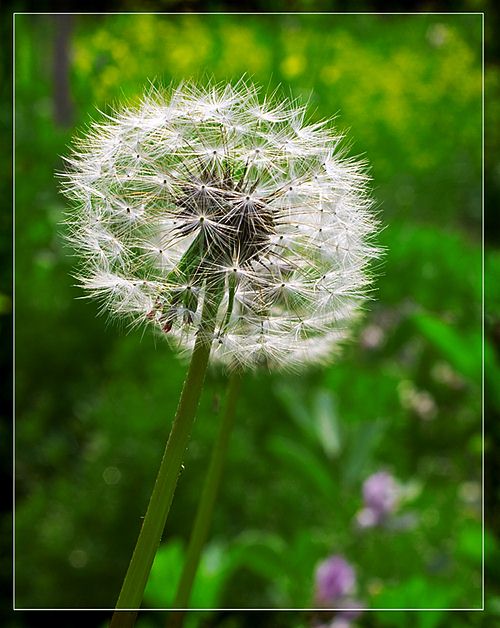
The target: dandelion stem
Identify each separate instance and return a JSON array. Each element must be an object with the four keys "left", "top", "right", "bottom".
[
  {"left": 222, "top": 272, "right": 237, "bottom": 331},
  {"left": 109, "top": 612, "right": 137, "bottom": 628},
  {"left": 110, "top": 282, "right": 223, "bottom": 623},
  {"left": 167, "top": 371, "right": 242, "bottom": 627}
]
